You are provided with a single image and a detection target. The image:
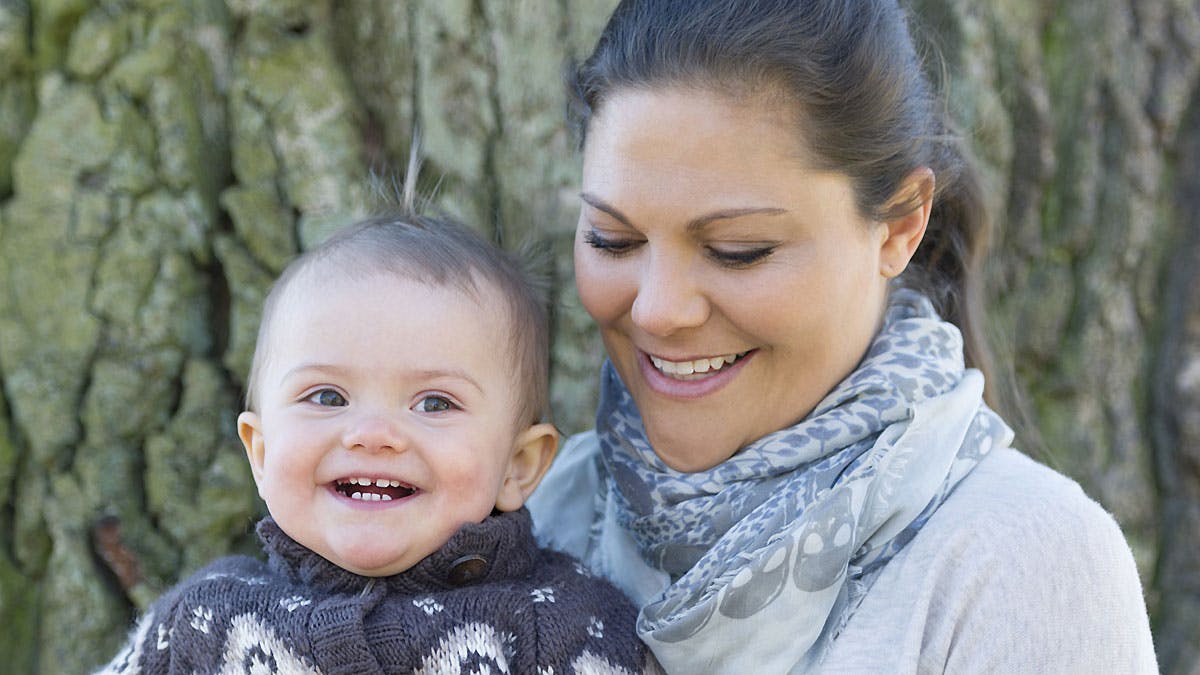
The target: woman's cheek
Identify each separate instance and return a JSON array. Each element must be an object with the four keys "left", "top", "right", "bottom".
[{"left": 574, "top": 248, "right": 627, "bottom": 326}]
